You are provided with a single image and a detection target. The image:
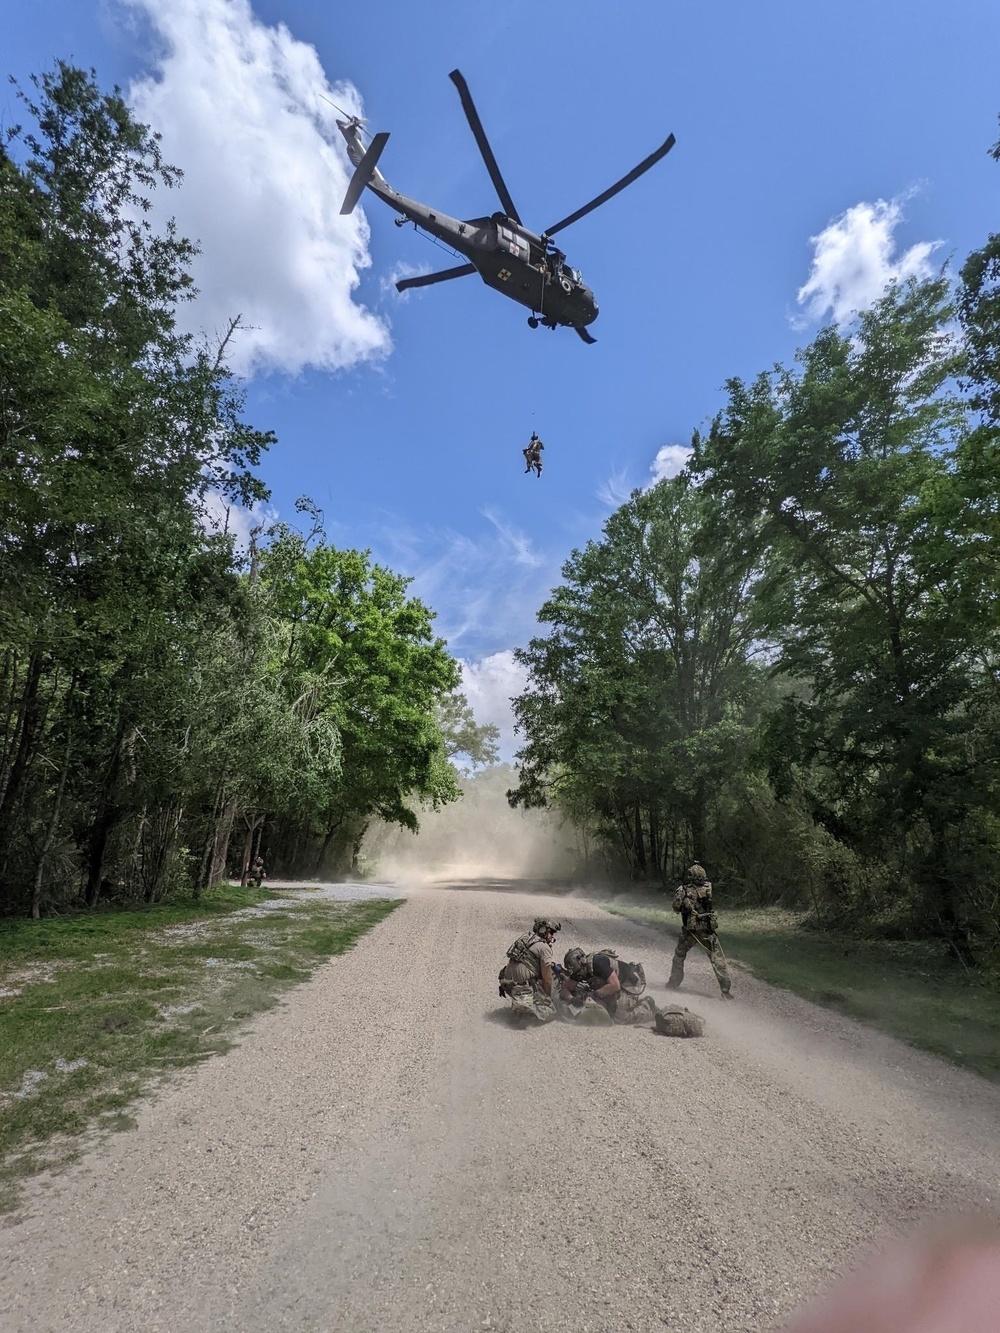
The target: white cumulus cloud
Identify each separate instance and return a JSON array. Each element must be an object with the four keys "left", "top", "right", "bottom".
[
  {"left": 649, "top": 444, "right": 691, "bottom": 483},
  {"left": 125, "top": 0, "right": 390, "bottom": 376},
  {"left": 459, "top": 651, "right": 528, "bottom": 761},
  {"left": 796, "top": 198, "right": 942, "bottom": 327}
]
